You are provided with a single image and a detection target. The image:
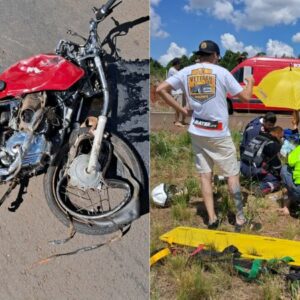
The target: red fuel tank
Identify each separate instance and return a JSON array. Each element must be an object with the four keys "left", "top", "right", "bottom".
[{"left": 0, "top": 54, "right": 84, "bottom": 99}]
